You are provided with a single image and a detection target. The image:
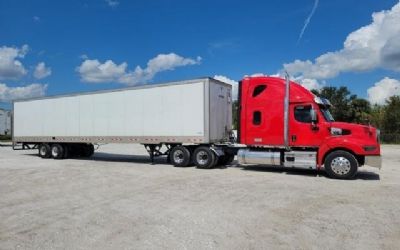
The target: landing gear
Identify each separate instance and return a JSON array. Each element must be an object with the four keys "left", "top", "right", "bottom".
[{"left": 144, "top": 144, "right": 172, "bottom": 164}]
